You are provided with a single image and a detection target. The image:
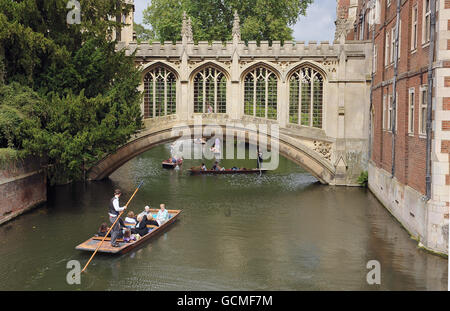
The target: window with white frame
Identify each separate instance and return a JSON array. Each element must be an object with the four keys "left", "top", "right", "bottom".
[
  {"left": 359, "top": 20, "right": 364, "bottom": 40},
  {"left": 244, "top": 67, "right": 278, "bottom": 120},
  {"left": 369, "top": 0, "right": 381, "bottom": 26},
  {"left": 419, "top": 86, "right": 428, "bottom": 135},
  {"left": 385, "top": 31, "right": 390, "bottom": 66},
  {"left": 411, "top": 5, "right": 418, "bottom": 50},
  {"left": 144, "top": 67, "right": 177, "bottom": 118},
  {"left": 398, "top": 20, "right": 401, "bottom": 59},
  {"left": 423, "top": 0, "right": 431, "bottom": 44},
  {"left": 390, "top": 27, "right": 395, "bottom": 64},
  {"left": 408, "top": 88, "right": 415, "bottom": 134},
  {"left": 383, "top": 94, "right": 387, "bottom": 130},
  {"left": 193, "top": 67, "right": 227, "bottom": 113},
  {"left": 395, "top": 92, "right": 398, "bottom": 133},
  {"left": 388, "top": 94, "right": 393, "bottom": 131},
  {"left": 373, "top": 44, "right": 377, "bottom": 73},
  {"left": 371, "top": 105, "right": 375, "bottom": 143}
]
